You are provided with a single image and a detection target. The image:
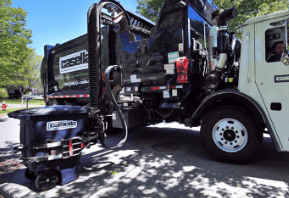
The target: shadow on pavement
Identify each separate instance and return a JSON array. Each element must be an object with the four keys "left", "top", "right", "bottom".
[{"left": 0, "top": 126, "right": 289, "bottom": 197}]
